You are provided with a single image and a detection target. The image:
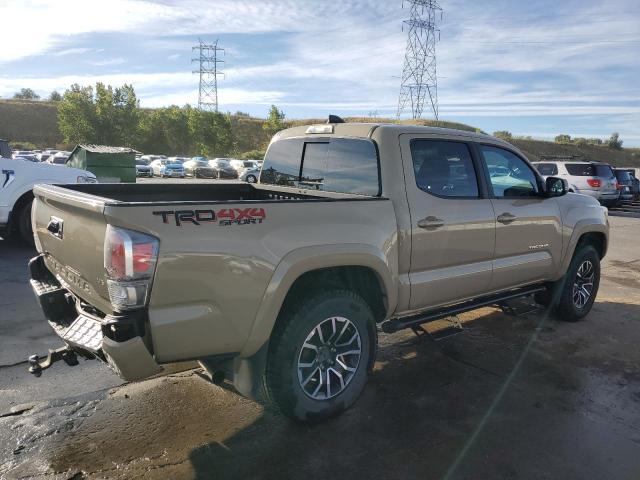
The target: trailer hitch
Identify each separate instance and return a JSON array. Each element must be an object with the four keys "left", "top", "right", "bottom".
[{"left": 28, "top": 346, "right": 79, "bottom": 377}]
